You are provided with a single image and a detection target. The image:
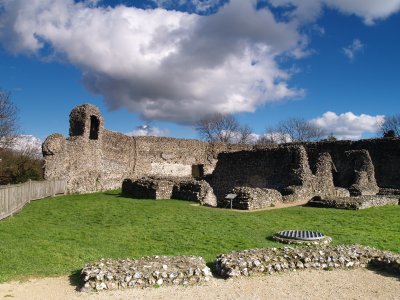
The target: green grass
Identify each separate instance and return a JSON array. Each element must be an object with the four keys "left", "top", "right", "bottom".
[{"left": 0, "top": 190, "right": 399, "bottom": 282}]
